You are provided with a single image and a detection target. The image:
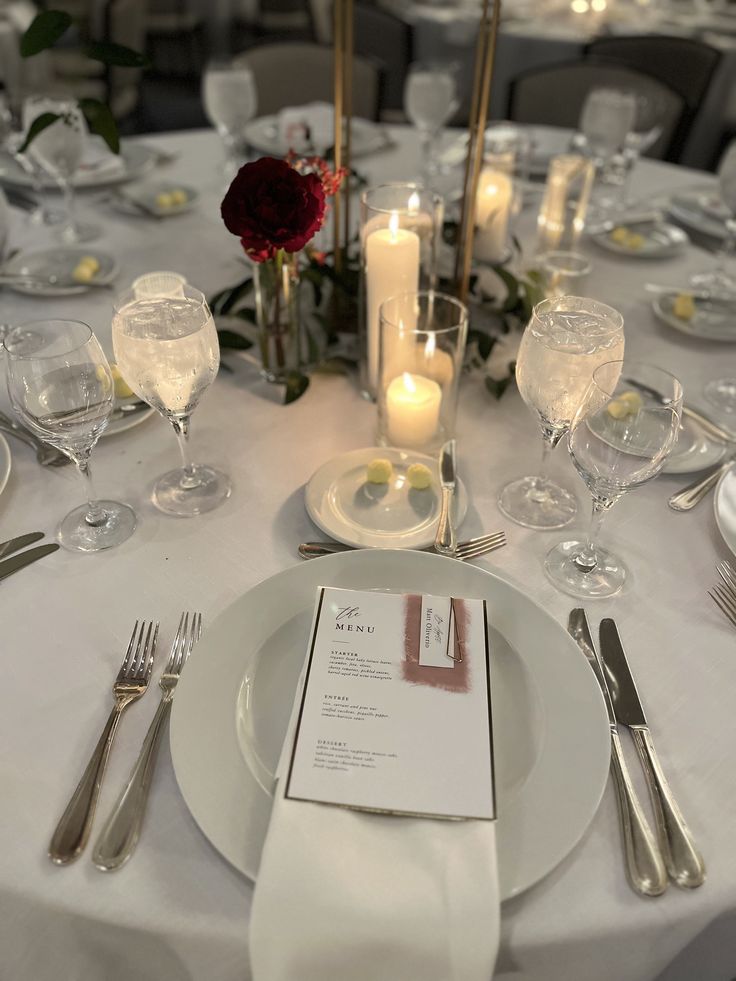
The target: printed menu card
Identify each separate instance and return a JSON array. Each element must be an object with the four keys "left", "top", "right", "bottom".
[{"left": 285, "top": 586, "right": 496, "bottom": 821}]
